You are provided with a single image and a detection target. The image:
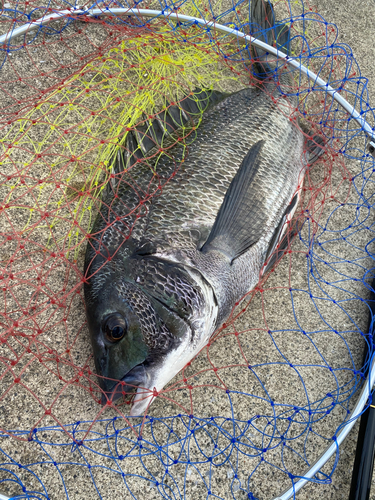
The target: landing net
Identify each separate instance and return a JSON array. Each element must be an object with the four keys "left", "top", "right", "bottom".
[{"left": 0, "top": 1, "right": 374, "bottom": 499}]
